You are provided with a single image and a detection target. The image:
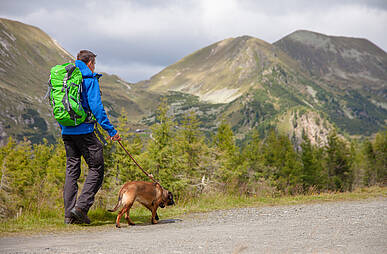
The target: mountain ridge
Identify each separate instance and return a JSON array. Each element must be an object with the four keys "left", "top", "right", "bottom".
[
  {"left": 274, "top": 29, "right": 387, "bottom": 92},
  {"left": 138, "top": 35, "right": 305, "bottom": 103},
  {"left": 140, "top": 30, "right": 386, "bottom": 139},
  {"left": 0, "top": 18, "right": 386, "bottom": 146}
]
